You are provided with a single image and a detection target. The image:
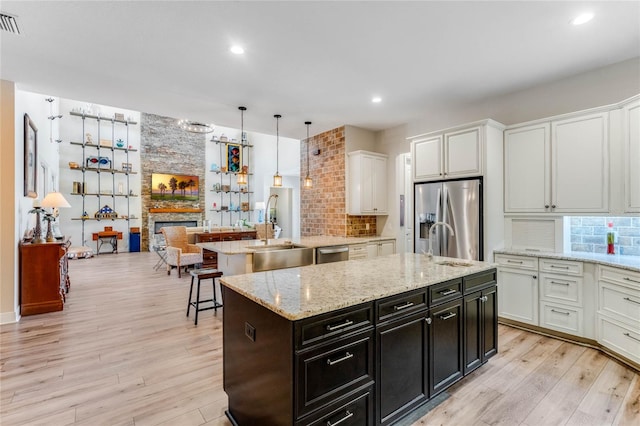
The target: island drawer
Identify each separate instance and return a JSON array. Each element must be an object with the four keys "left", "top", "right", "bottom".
[
  {"left": 295, "top": 303, "right": 374, "bottom": 349},
  {"left": 195, "top": 234, "right": 221, "bottom": 243},
  {"left": 376, "top": 288, "right": 427, "bottom": 323},
  {"left": 296, "top": 385, "right": 373, "bottom": 426},
  {"left": 429, "top": 278, "right": 463, "bottom": 307},
  {"left": 463, "top": 269, "right": 497, "bottom": 294},
  {"left": 295, "top": 331, "right": 374, "bottom": 419}
]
